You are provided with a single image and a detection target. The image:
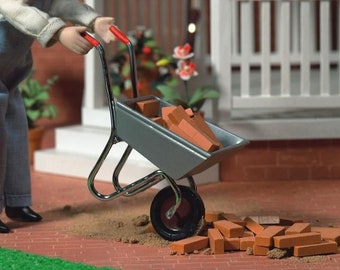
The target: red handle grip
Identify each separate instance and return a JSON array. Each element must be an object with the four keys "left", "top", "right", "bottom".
[
  {"left": 109, "top": 25, "right": 130, "bottom": 45},
  {"left": 82, "top": 32, "right": 100, "bottom": 47}
]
